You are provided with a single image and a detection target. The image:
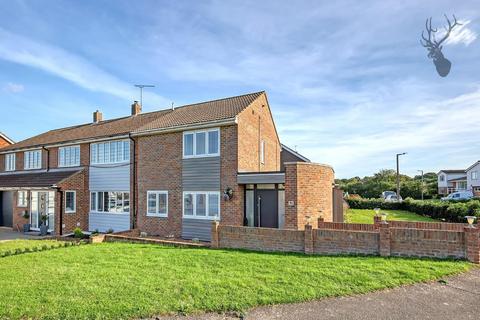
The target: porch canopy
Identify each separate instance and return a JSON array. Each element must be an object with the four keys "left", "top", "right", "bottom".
[
  {"left": 237, "top": 171, "right": 285, "bottom": 184},
  {"left": 0, "top": 170, "right": 81, "bottom": 190}
]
